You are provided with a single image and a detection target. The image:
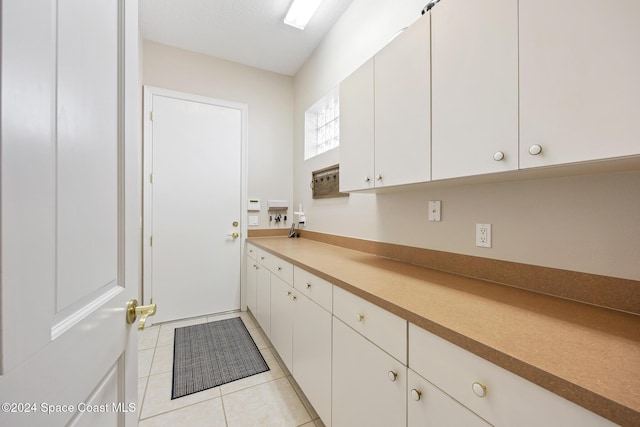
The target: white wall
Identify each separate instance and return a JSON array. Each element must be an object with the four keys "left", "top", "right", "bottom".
[
  {"left": 143, "top": 40, "right": 294, "bottom": 230},
  {"left": 292, "top": 0, "right": 640, "bottom": 281}
]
